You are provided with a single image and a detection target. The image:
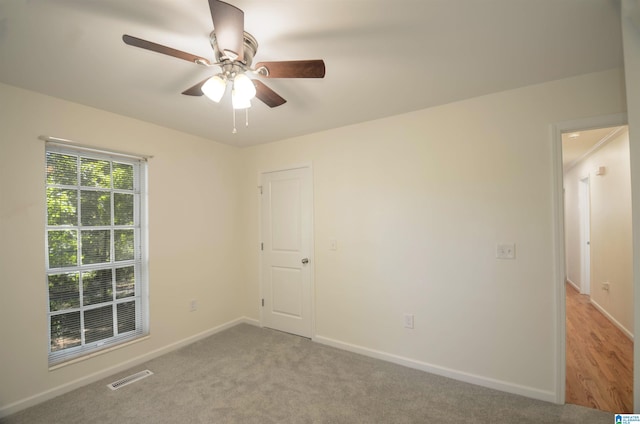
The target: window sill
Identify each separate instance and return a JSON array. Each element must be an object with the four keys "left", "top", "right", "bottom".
[{"left": 49, "top": 335, "right": 151, "bottom": 371}]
